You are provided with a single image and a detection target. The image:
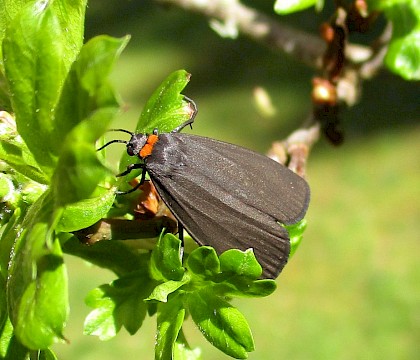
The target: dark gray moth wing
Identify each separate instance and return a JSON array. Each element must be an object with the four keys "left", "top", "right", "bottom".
[{"left": 146, "top": 133, "right": 310, "bottom": 279}]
